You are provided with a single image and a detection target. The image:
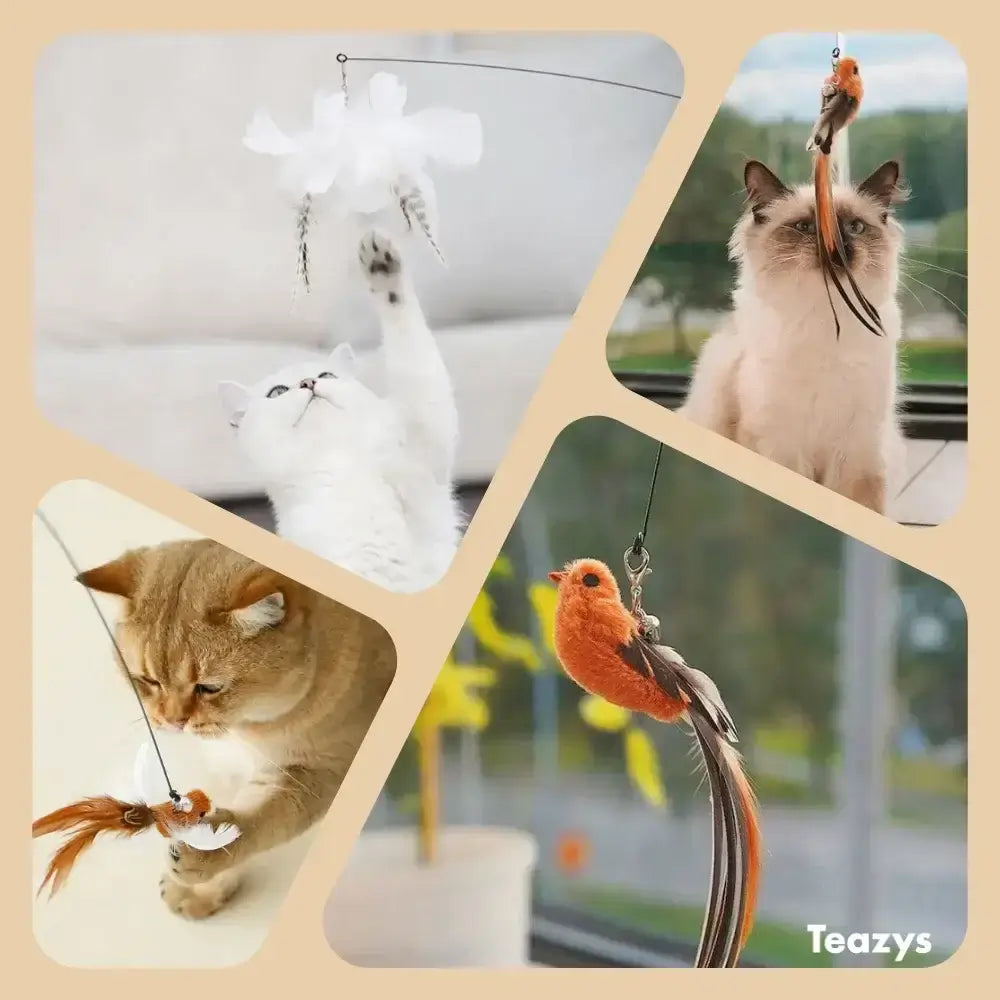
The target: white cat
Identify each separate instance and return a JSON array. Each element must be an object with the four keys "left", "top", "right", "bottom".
[
  {"left": 219, "top": 232, "right": 461, "bottom": 592},
  {"left": 681, "top": 159, "right": 907, "bottom": 514}
]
